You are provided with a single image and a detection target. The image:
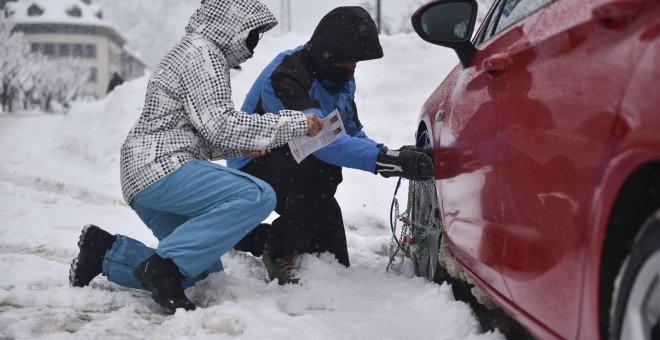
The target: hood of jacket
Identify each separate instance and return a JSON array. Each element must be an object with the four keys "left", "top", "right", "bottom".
[
  {"left": 185, "top": 0, "right": 278, "bottom": 68},
  {"left": 304, "top": 6, "right": 383, "bottom": 69}
]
